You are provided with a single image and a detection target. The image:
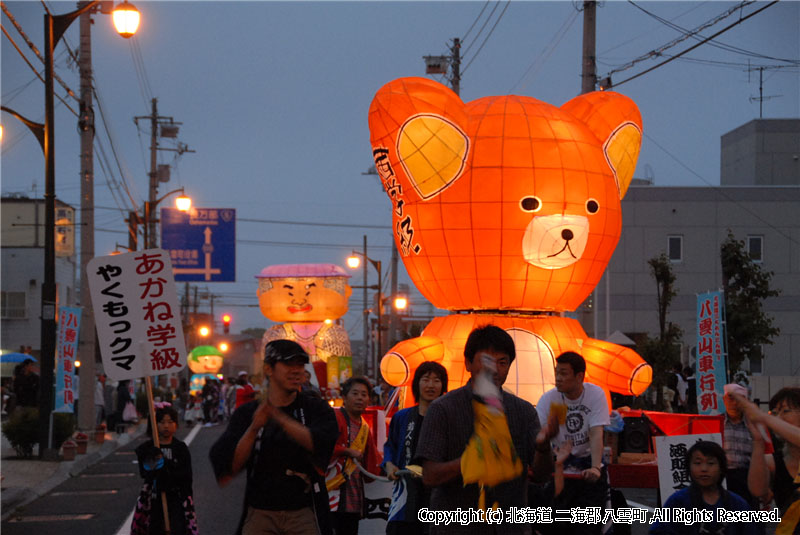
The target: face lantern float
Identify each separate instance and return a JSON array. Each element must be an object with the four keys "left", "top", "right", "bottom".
[
  {"left": 188, "top": 345, "right": 224, "bottom": 395},
  {"left": 256, "top": 263, "right": 354, "bottom": 391},
  {"left": 368, "top": 77, "right": 652, "bottom": 407}
]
